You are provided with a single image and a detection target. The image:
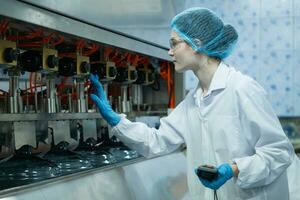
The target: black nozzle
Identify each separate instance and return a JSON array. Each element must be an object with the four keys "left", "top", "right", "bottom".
[
  {"left": 108, "top": 66, "right": 117, "bottom": 77},
  {"left": 58, "top": 57, "right": 76, "bottom": 76},
  {"left": 3, "top": 47, "right": 17, "bottom": 63},
  {"left": 80, "top": 61, "right": 90, "bottom": 73},
  {"left": 47, "top": 55, "right": 59, "bottom": 68},
  {"left": 19, "top": 50, "right": 42, "bottom": 72}
]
